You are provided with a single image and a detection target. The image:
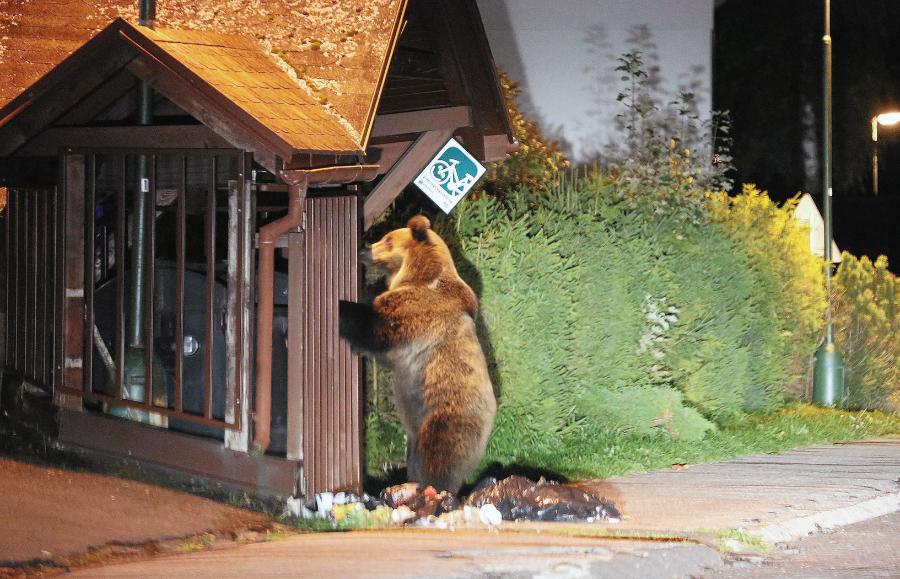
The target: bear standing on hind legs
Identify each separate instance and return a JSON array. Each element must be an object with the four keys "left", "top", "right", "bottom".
[{"left": 339, "top": 215, "right": 496, "bottom": 493}]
